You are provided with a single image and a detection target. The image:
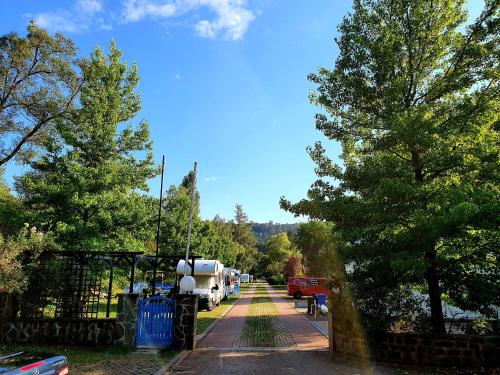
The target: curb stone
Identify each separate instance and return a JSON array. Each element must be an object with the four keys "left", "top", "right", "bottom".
[{"left": 153, "top": 350, "right": 190, "bottom": 375}]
